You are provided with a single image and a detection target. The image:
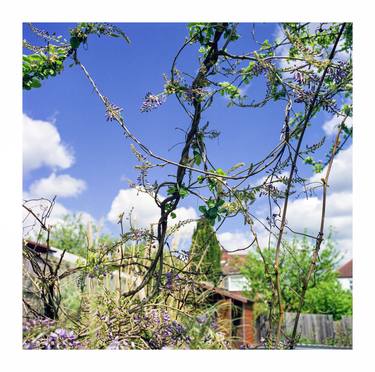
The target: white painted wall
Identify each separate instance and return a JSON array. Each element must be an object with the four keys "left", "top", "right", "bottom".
[
  {"left": 338, "top": 278, "right": 352, "bottom": 291},
  {"left": 223, "top": 274, "right": 248, "bottom": 292}
]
